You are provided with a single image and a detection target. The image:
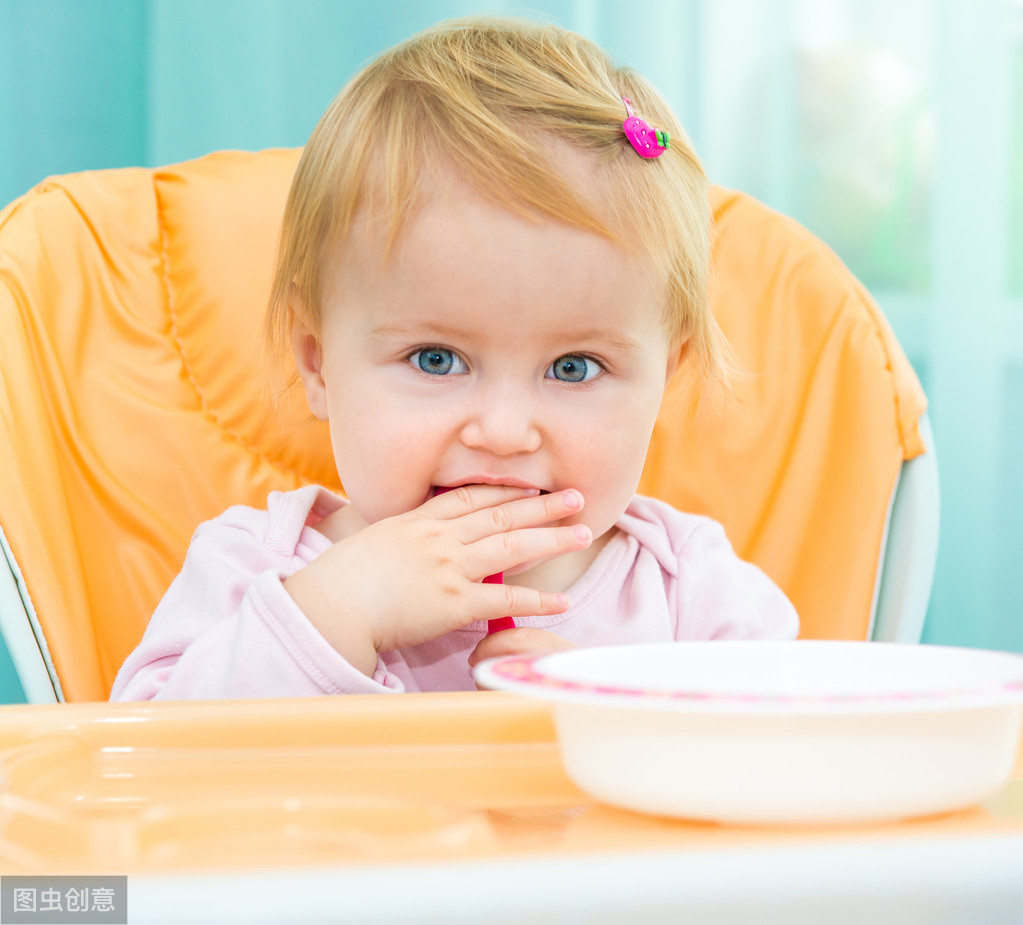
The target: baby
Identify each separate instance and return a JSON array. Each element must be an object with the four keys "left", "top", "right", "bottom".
[{"left": 112, "top": 16, "right": 797, "bottom": 701}]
